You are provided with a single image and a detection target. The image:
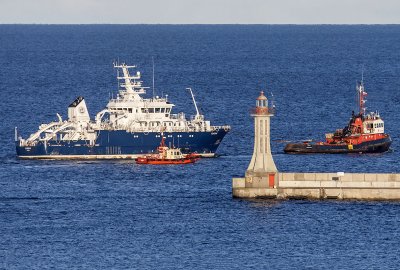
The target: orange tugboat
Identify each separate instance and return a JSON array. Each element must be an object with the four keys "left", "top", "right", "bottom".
[
  {"left": 136, "top": 134, "right": 200, "bottom": 165},
  {"left": 284, "top": 80, "right": 392, "bottom": 154}
]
